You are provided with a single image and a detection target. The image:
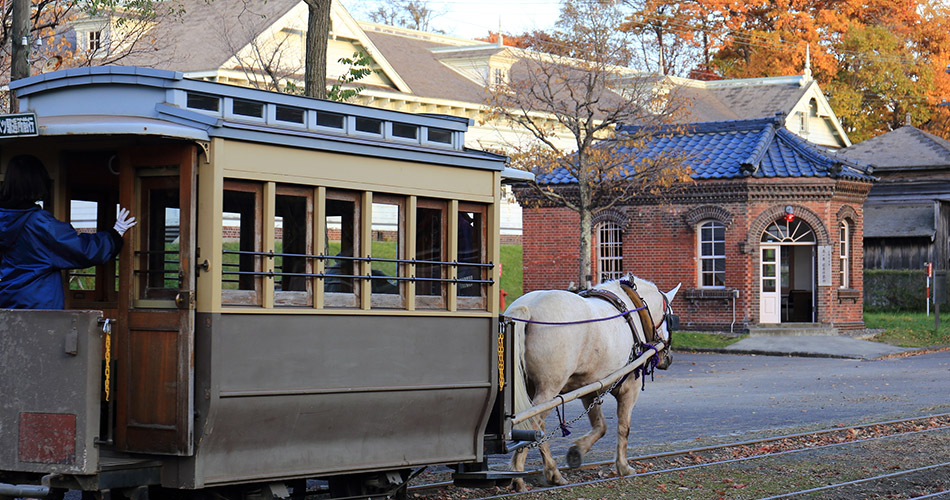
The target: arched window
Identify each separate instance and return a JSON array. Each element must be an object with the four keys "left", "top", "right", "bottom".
[
  {"left": 839, "top": 220, "right": 850, "bottom": 288},
  {"left": 595, "top": 221, "right": 623, "bottom": 282},
  {"left": 698, "top": 220, "right": 725, "bottom": 288},
  {"left": 761, "top": 218, "right": 816, "bottom": 243}
]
